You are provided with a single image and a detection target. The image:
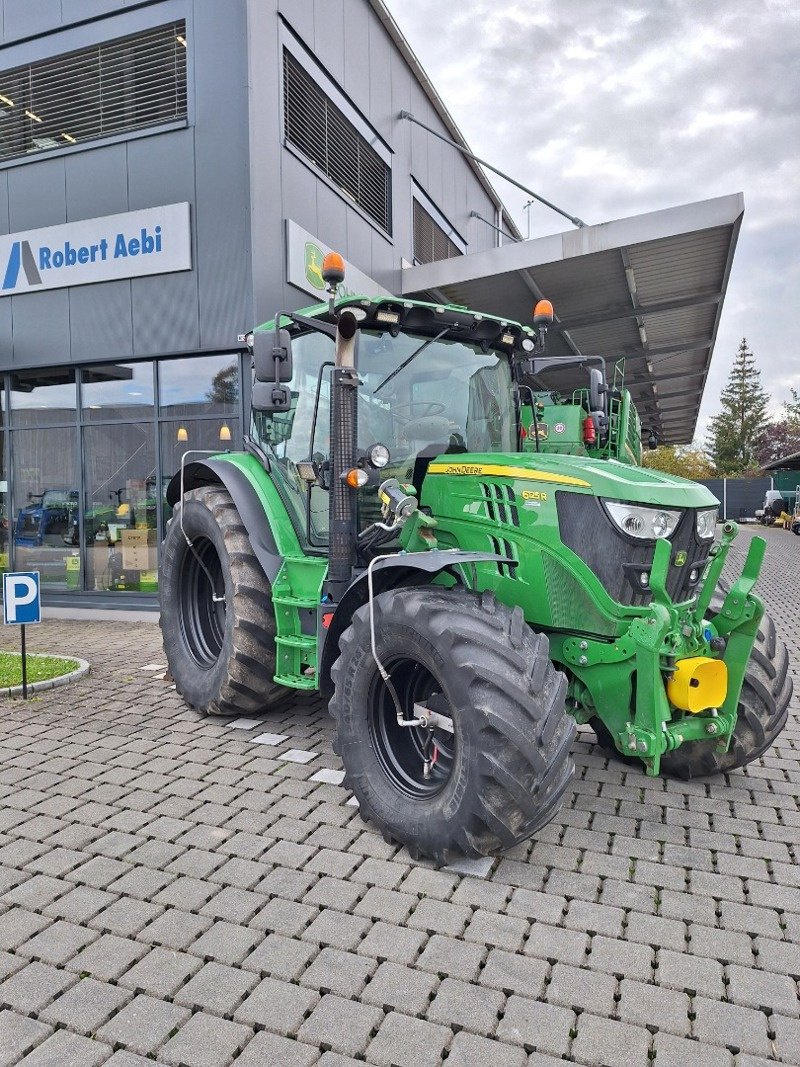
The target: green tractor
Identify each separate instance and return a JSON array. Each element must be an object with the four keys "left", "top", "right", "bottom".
[{"left": 160, "top": 256, "right": 792, "bottom": 862}]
